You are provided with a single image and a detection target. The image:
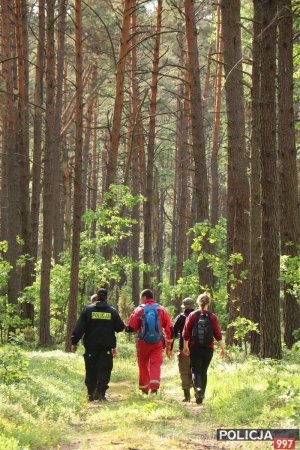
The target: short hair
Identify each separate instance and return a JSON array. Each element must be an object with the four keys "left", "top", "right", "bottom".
[
  {"left": 141, "top": 289, "right": 153, "bottom": 299},
  {"left": 97, "top": 288, "right": 108, "bottom": 301}
]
